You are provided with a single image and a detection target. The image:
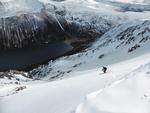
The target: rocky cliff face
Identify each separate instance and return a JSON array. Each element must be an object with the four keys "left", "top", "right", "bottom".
[
  {"left": 0, "top": 0, "right": 116, "bottom": 49},
  {"left": 0, "top": 13, "right": 67, "bottom": 49}
]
